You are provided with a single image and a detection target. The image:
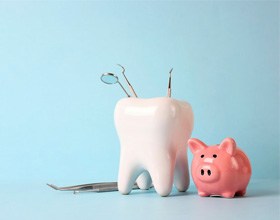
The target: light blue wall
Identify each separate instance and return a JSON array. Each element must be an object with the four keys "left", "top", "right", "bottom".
[{"left": 0, "top": 1, "right": 278, "bottom": 184}]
